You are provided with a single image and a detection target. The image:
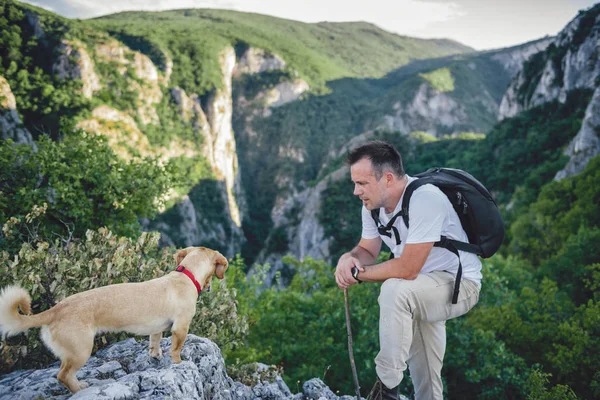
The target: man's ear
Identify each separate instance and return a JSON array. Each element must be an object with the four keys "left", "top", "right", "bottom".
[
  {"left": 386, "top": 171, "right": 394, "bottom": 185},
  {"left": 214, "top": 252, "right": 229, "bottom": 279},
  {"left": 175, "top": 247, "right": 196, "bottom": 265}
]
